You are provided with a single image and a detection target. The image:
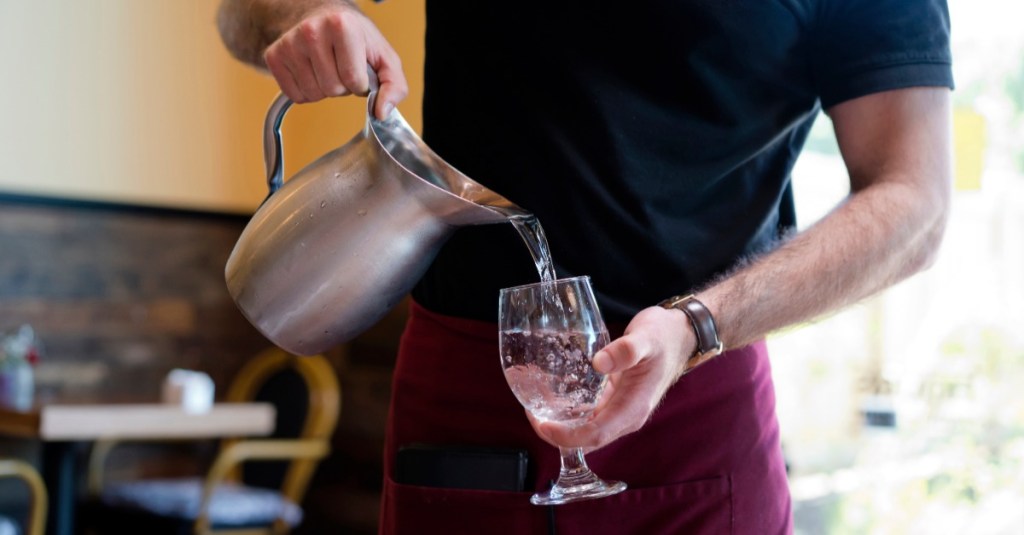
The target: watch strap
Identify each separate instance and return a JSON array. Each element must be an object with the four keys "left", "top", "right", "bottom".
[{"left": 659, "top": 294, "right": 724, "bottom": 366}]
